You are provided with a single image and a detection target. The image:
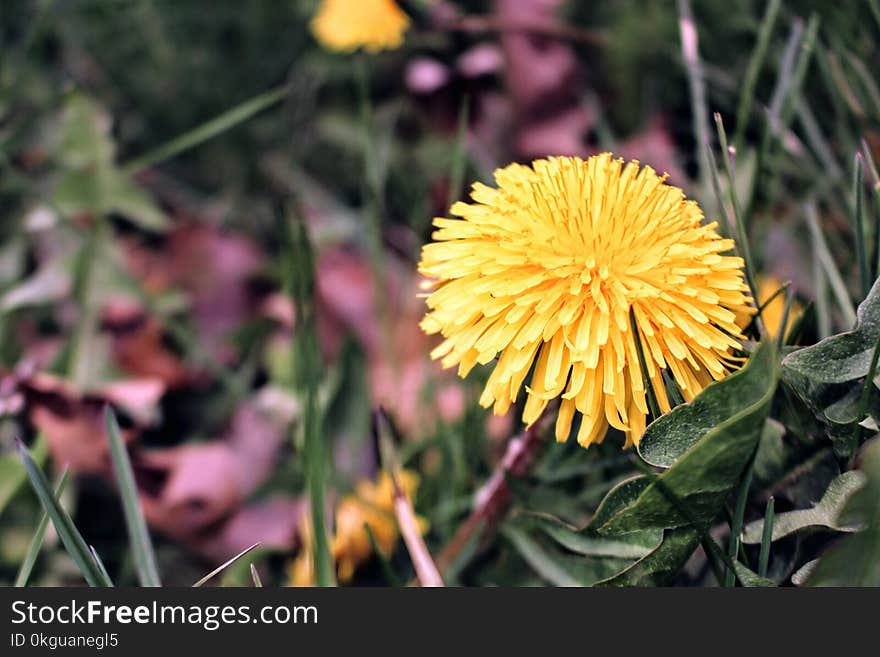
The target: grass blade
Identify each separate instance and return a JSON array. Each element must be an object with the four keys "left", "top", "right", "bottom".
[
  {"left": 0, "top": 433, "right": 47, "bottom": 517},
  {"left": 279, "top": 208, "right": 335, "bottom": 586},
  {"left": 15, "top": 468, "right": 70, "bottom": 587},
  {"left": 758, "top": 497, "right": 775, "bottom": 578},
  {"left": 89, "top": 546, "right": 114, "bottom": 586},
  {"left": 725, "top": 456, "right": 755, "bottom": 586},
  {"left": 630, "top": 307, "right": 661, "bottom": 418},
  {"left": 805, "top": 201, "right": 857, "bottom": 327},
  {"left": 797, "top": 102, "right": 844, "bottom": 182},
  {"left": 677, "top": 0, "right": 711, "bottom": 195},
  {"left": 777, "top": 287, "right": 795, "bottom": 350},
  {"left": 250, "top": 563, "right": 263, "bottom": 587},
  {"left": 122, "top": 84, "right": 290, "bottom": 175},
  {"left": 364, "top": 523, "right": 402, "bottom": 587},
  {"left": 733, "top": 0, "right": 782, "bottom": 152},
  {"left": 714, "top": 113, "right": 761, "bottom": 328},
  {"left": 863, "top": 140, "right": 880, "bottom": 279},
  {"left": 851, "top": 331, "right": 880, "bottom": 458},
  {"left": 105, "top": 406, "right": 161, "bottom": 587},
  {"left": 192, "top": 542, "right": 261, "bottom": 587},
  {"left": 813, "top": 247, "right": 832, "bottom": 338},
  {"left": 15, "top": 438, "right": 112, "bottom": 587},
  {"left": 854, "top": 154, "right": 869, "bottom": 298}
]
